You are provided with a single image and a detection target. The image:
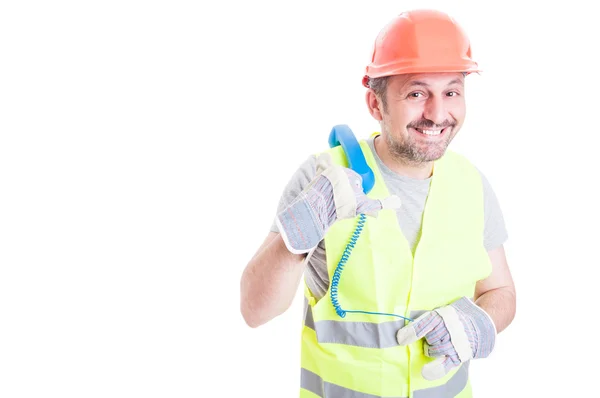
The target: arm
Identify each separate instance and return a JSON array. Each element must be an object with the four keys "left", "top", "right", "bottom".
[
  {"left": 396, "top": 244, "right": 516, "bottom": 380},
  {"left": 474, "top": 245, "right": 516, "bottom": 333},
  {"left": 240, "top": 153, "right": 399, "bottom": 328},
  {"left": 395, "top": 173, "right": 514, "bottom": 380},
  {"left": 240, "top": 232, "right": 306, "bottom": 328},
  {"left": 240, "top": 156, "right": 316, "bottom": 328},
  {"left": 475, "top": 168, "right": 515, "bottom": 333}
]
